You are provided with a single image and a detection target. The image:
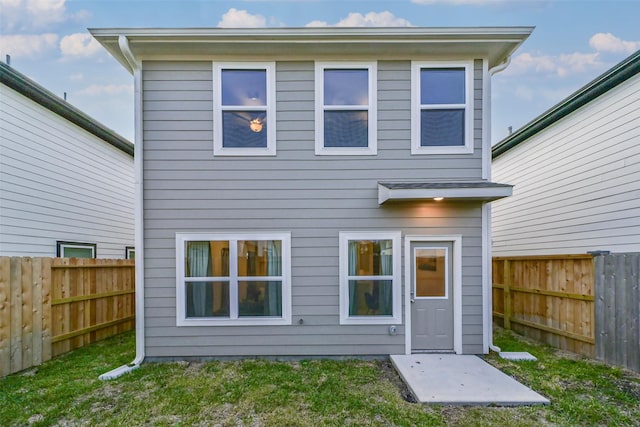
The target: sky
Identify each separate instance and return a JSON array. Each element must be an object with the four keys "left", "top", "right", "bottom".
[{"left": 1, "top": 0, "right": 638, "bottom": 144}]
